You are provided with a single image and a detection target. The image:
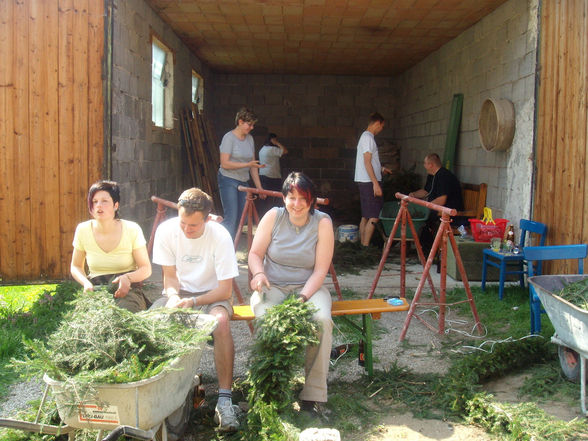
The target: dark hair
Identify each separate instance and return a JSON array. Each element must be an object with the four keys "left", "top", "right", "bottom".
[
  {"left": 87, "top": 180, "right": 121, "bottom": 218},
  {"left": 177, "top": 187, "right": 213, "bottom": 217},
  {"left": 264, "top": 133, "right": 278, "bottom": 147},
  {"left": 368, "top": 112, "right": 385, "bottom": 124},
  {"left": 282, "top": 172, "right": 317, "bottom": 215}
]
